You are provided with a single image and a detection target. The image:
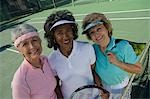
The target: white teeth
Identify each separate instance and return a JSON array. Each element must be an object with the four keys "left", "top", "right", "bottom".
[
  {"left": 97, "top": 36, "right": 103, "bottom": 41},
  {"left": 64, "top": 40, "right": 70, "bottom": 44}
]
